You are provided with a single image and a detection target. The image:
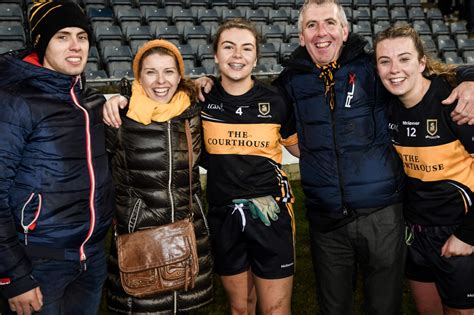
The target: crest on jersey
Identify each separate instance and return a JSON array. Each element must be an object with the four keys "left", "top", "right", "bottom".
[
  {"left": 258, "top": 103, "right": 270, "bottom": 116},
  {"left": 426, "top": 119, "right": 438, "bottom": 136}
]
